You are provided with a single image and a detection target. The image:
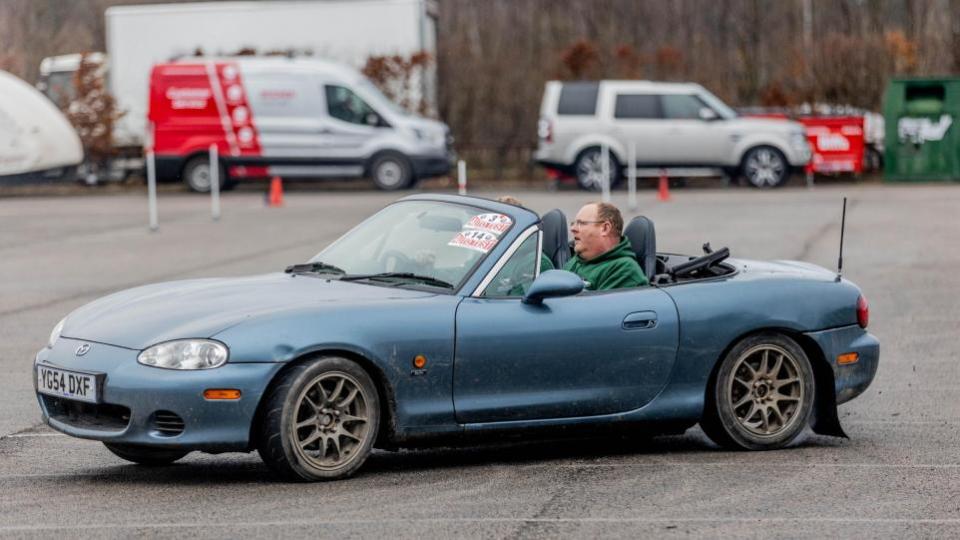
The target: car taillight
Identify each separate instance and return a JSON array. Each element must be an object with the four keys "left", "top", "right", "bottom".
[
  {"left": 537, "top": 118, "right": 552, "bottom": 143},
  {"left": 857, "top": 295, "right": 869, "bottom": 328}
]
